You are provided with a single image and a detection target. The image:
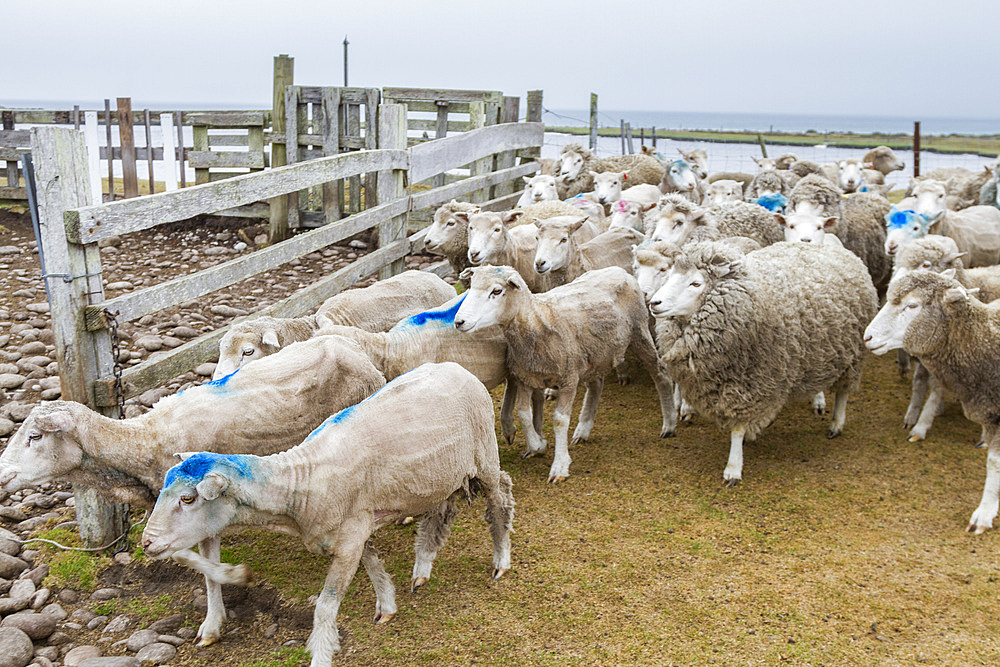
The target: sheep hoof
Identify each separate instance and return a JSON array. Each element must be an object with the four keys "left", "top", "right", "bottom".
[
  {"left": 373, "top": 612, "right": 395, "bottom": 625},
  {"left": 813, "top": 407, "right": 826, "bottom": 416},
  {"left": 504, "top": 434, "right": 515, "bottom": 447},
  {"left": 967, "top": 523, "right": 990, "bottom": 535},
  {"left": 547, "top": 475, "right": 568, "bottom": 484},
  {"left": 680, "top": 414, "right": 692, "bottom": 423},
  {"left": 492, "top": 567, "right": 508, "bottom": 581},
  {"left": 521, "top": 448, "right": 541, "bottom": 459},
  {"left": 826, "top": 428, "right": 842, "bottom": 440},
  {"left": 723, "top": 478, "right": 740, "bottom": 488},
  {"left": 659, "top": 429, "right": 675, "bottom": 439},
  {"left": 976, "top": 441, "right": 987, "bottom": 449},
  {"left": 570, "top": 436, "right": 584, "bottom": 447},
  {"left": 395, "top": 516, "right": 415, "bottom": 525},
  {"left": 195, "top": 634, "right": 220, "bottom": 648},
  {"left": 411, "top": 577, "right": 429, "bottom": 593},
  {"left": 907, "top": 434, "right": 923, "bottom": 443}
]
